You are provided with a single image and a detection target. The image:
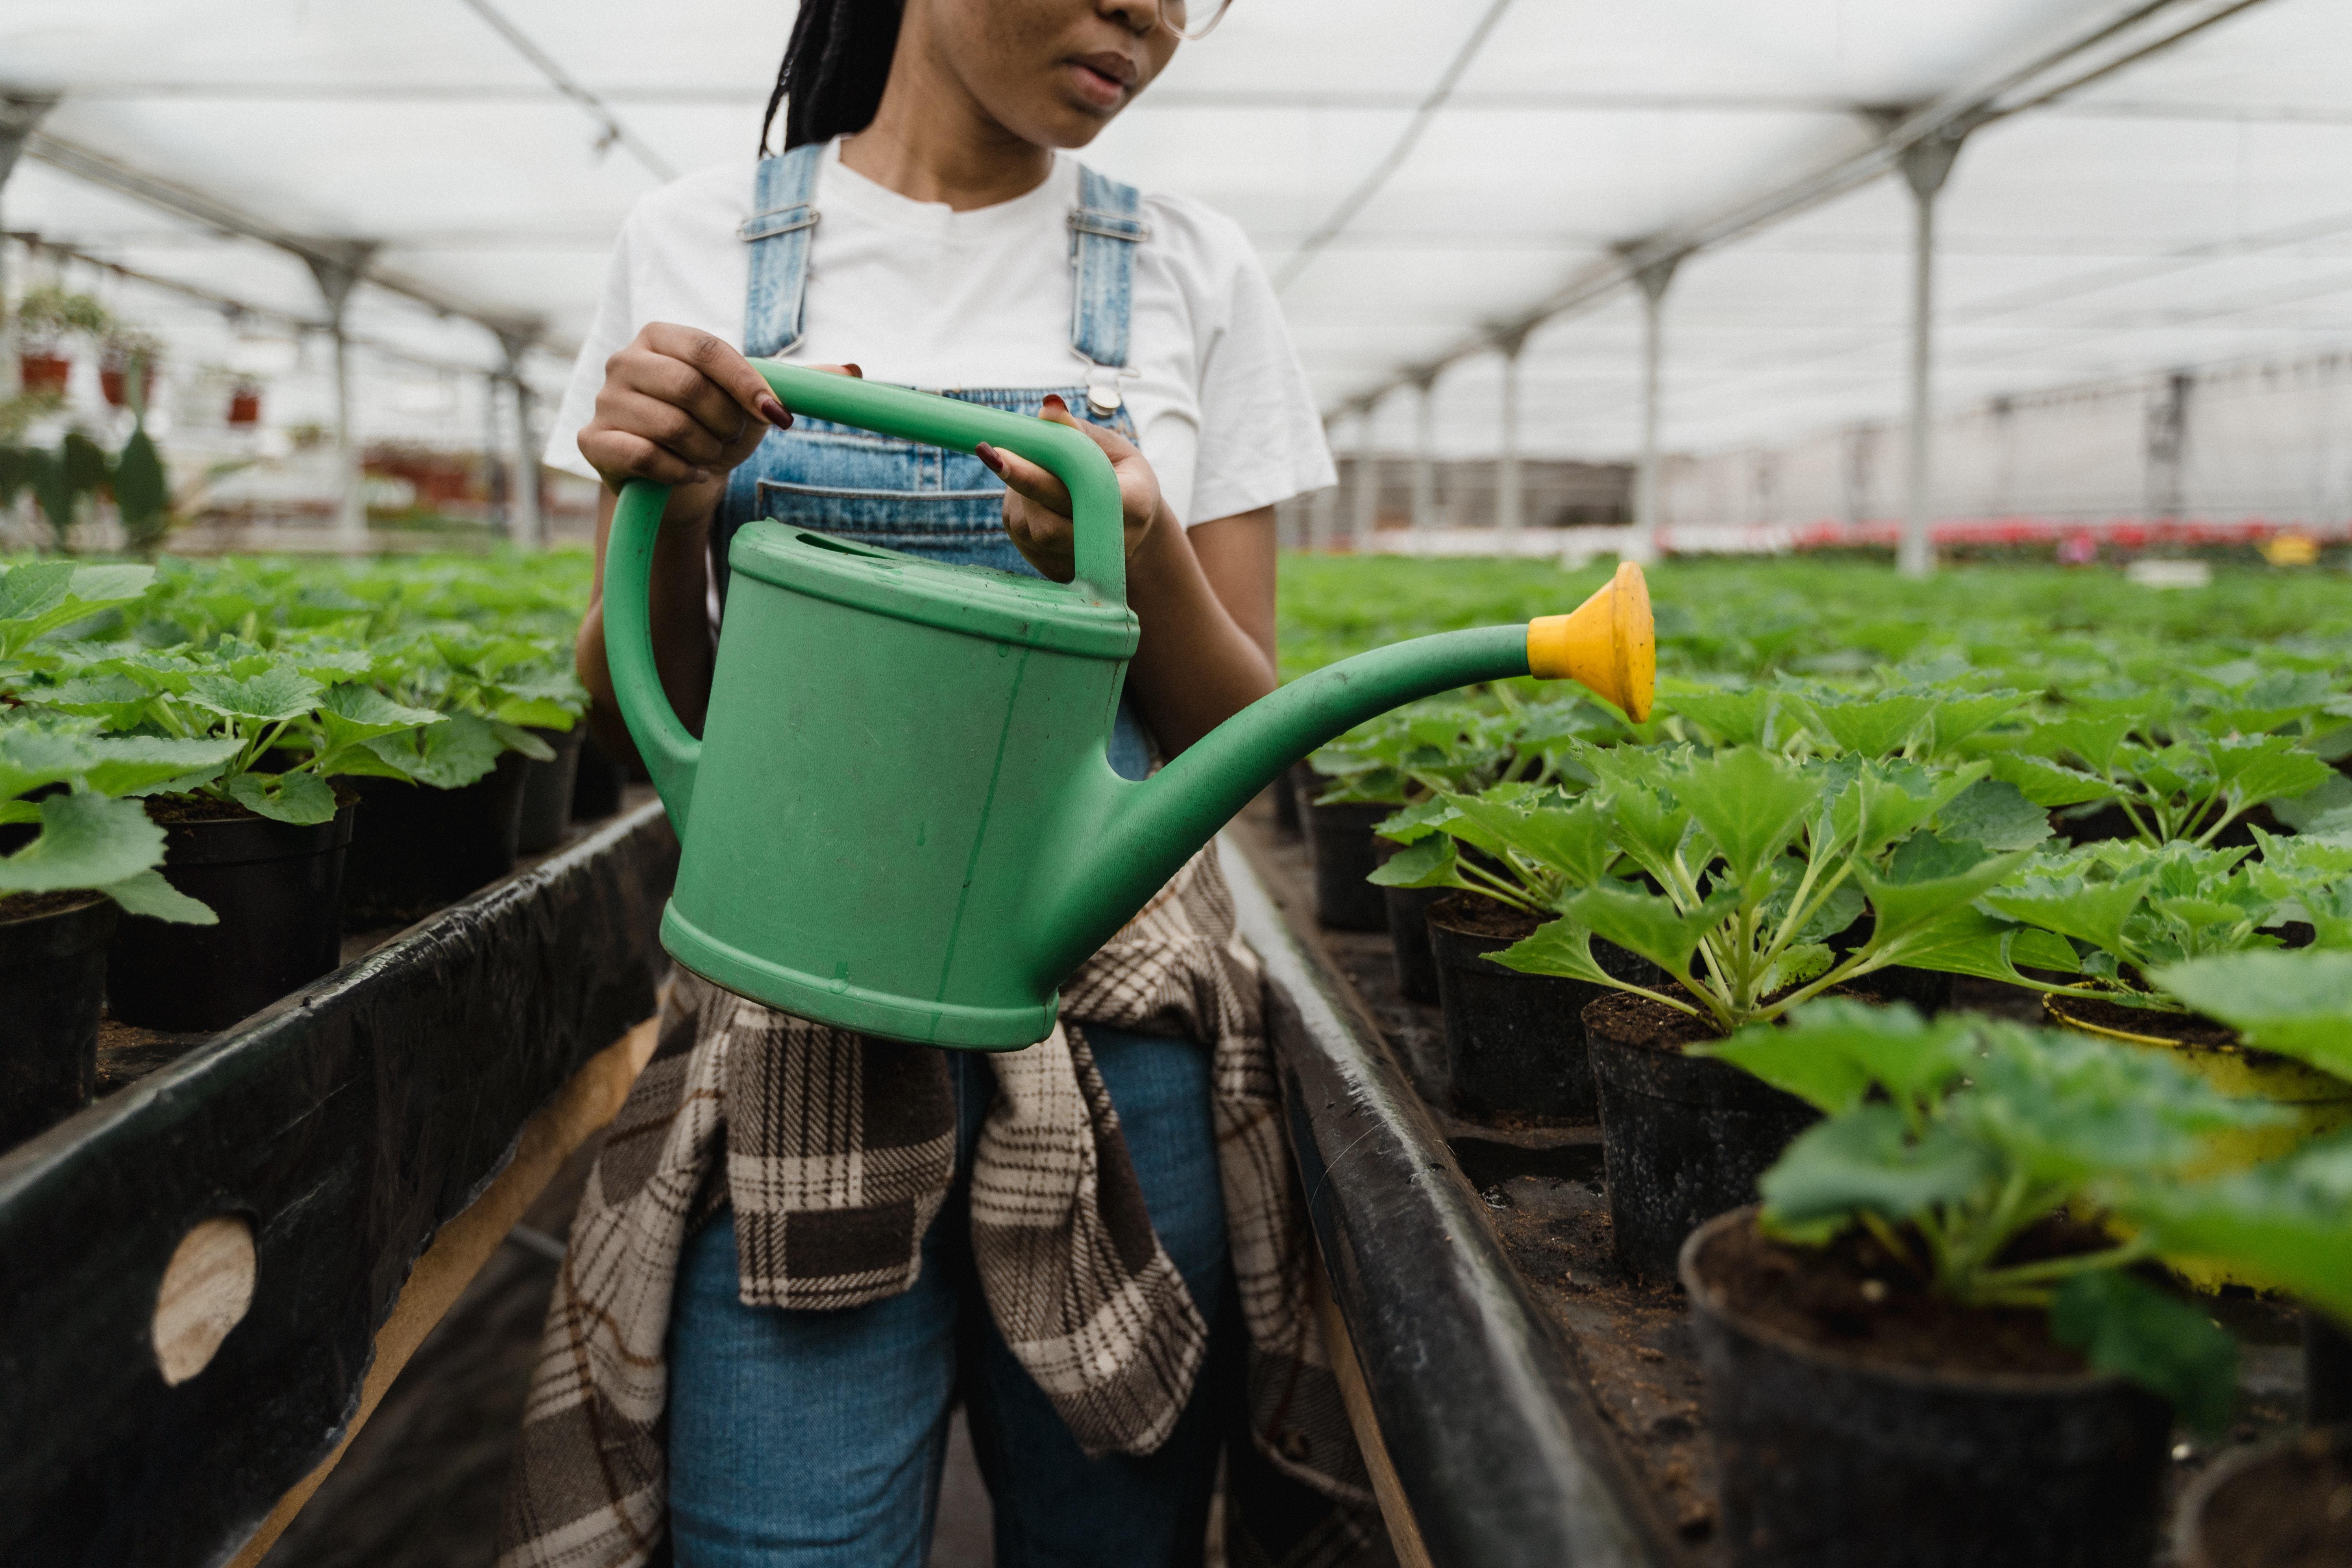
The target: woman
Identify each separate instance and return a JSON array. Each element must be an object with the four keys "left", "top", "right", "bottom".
[{"left": 499, "top": 3, "right": 1372, "bottom": 1567}]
